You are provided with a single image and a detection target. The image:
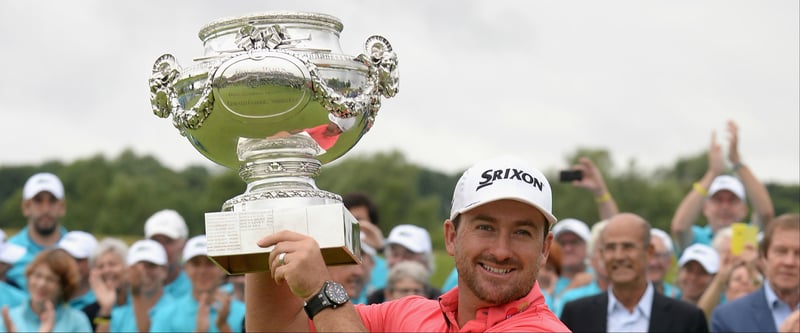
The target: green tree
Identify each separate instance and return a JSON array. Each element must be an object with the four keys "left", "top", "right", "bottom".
[
  {"left": 0, "top": 146, "right": 796, "bottom": 248},
  {"left": 317, "top": 151, "right": 445, "bottom": 244}
]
